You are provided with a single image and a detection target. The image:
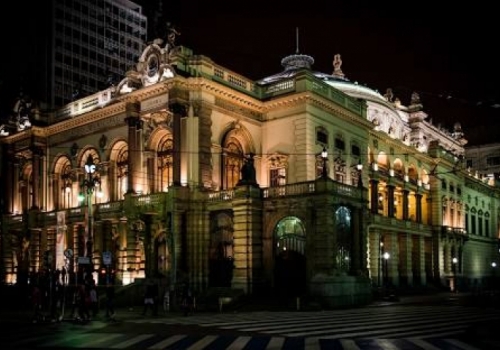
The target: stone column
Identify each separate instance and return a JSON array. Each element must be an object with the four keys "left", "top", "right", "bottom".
[
  {"left": 399, "top": 233, "right": 412, "bottom": 287},
  {"left": 402, "top": 189, "right": 409, "bottom": 220},
  {"left": 125, "top": 102, "right": 140, "bottom": 194},
  {"left": 186, "top": 104, "right": 199, "bottom": 187},
  {"left": 141, "top": 213, "right": 157, "bottom": 279},
  {"left": 370, "top": 179, "right": 379, "bottom": 214},
  {"left": 31, "top": 147, "right": 42, "bottom": 210},
  {"left": 387, "top": 185, "right": 395, "bottom": 218},
  {"left": 169, "top": 103, "right": 186, "bottom": 186},
  {"left": 418, "top": 235, "right": 427, "bottom": 285},
  {"left": 415, "top": 193, "right": 423, "bottom": 223},
  {"left": 13, "top": 159, "right": 20, "bottom": 213},
  {"left": 197, "top": 106, "right": 213, "bottom": 189},
  {"left": 388, "top": 232, "right": 399, "bottom": 287},
  {"left": 232, "top": 185, "right": 263, "bottom": 294}
]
